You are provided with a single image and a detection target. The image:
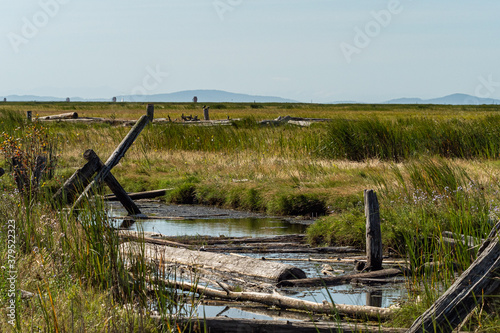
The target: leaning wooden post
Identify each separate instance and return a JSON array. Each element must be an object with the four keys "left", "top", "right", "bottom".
[
  {"left": 52, "top": 151, "right": 102, "bottom": 204},
  {"left": 407, "top": 222, "right": 500, "bottom": 333},
  {"left": 84, "top": 150, "right": 143, "bottom": 217},
  {"left": 364, "top": 189, "right": 382, "bottom": 271},
  {"left": 72, "top": 107, "right": 153, "bottom": 210}
]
